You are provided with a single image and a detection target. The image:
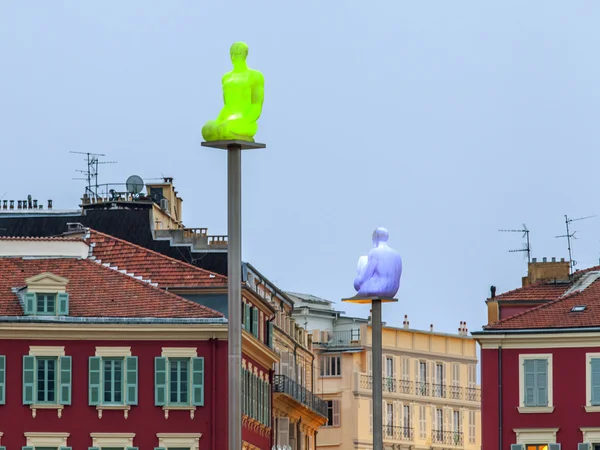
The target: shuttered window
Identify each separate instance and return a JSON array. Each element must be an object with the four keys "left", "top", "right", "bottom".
[
  {"left": 591, "top": 357, "right": 600, "bottom": 405},
  {"left": 523, "top": 359, "right": 548, "bottom": 407},
  {"left": 154, "top": 356, "right": 204, "bottom": 407}
]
